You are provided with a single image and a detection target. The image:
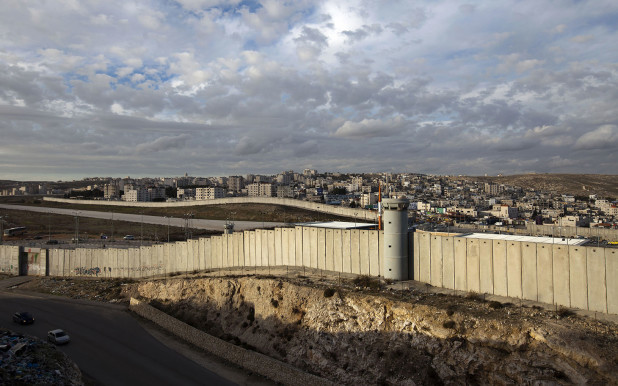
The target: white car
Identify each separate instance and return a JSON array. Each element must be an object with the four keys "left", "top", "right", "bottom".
[
  {"left": 48, "top": 329, "right": 70, "bottom": 345},
  {"left": 123, "top": 235, "right": 135, "bottom": 240}
]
